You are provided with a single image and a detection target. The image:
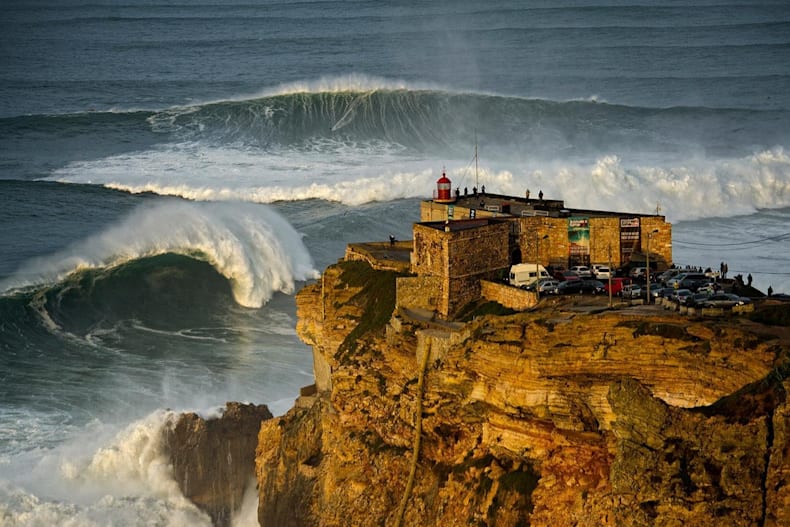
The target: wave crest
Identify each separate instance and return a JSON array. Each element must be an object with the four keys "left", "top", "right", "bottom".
[{"left": 0, "top": 201, "right": 318, "bottom": 308}]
